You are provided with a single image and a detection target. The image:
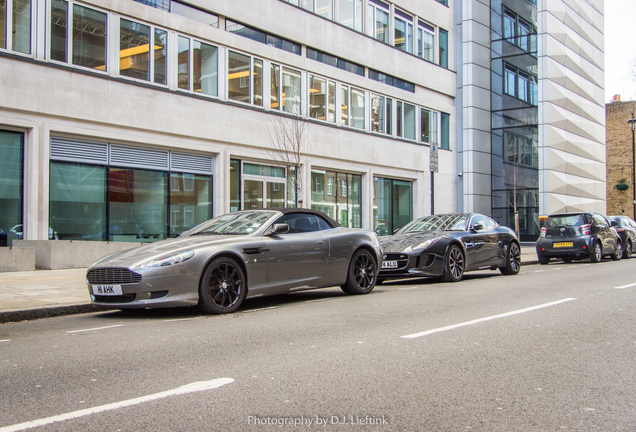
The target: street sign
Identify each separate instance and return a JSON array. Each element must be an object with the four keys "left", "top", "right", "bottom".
[{"left": 430, "top": 144, "right": 439, "bottom": 173}]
